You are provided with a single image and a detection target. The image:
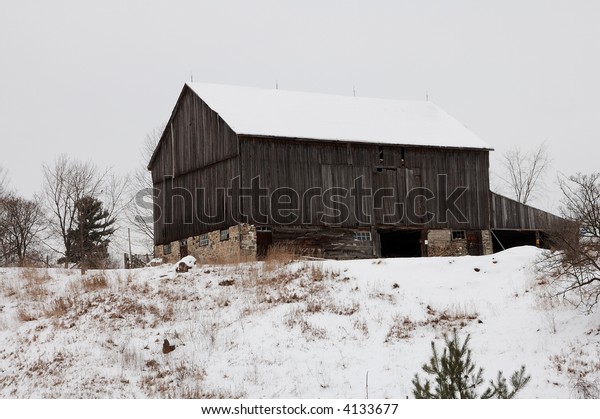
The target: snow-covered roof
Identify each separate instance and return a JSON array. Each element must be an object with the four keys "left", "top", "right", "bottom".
[{"left": 186, "top": 82, "right": 491, "bottom": 150}]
